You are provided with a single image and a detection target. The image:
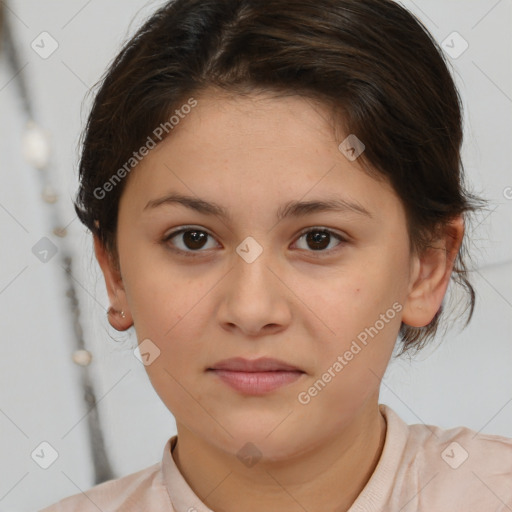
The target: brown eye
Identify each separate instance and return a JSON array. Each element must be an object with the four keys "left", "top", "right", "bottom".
[
  {"left": 163, "top": 227, "right": 217, "bottom": 256},
  {"left": 305, "top": 230, "right": 330, "bottom": 250},
  {"left": 294, "top": 228, "right": 347, "bottom": 254},
  {"left": 163, "top": 226, "right": 347, "bottom": 259},
  {"left": 181, "top": 230, "right": 208, "bottom": 250}
]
